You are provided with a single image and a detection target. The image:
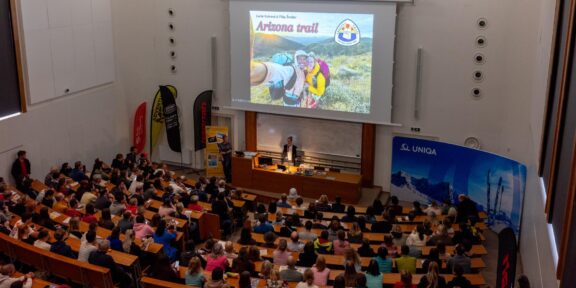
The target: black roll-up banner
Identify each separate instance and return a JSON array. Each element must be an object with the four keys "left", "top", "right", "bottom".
[
  {"left": 496, "top": 227, "right": 517, "bottom": 288},
  {"left": 193, "top": 90, "right": 213, "bottom": 151},
  {"left": 159, "top": 85, "right": 182, "bottom": 152}
]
